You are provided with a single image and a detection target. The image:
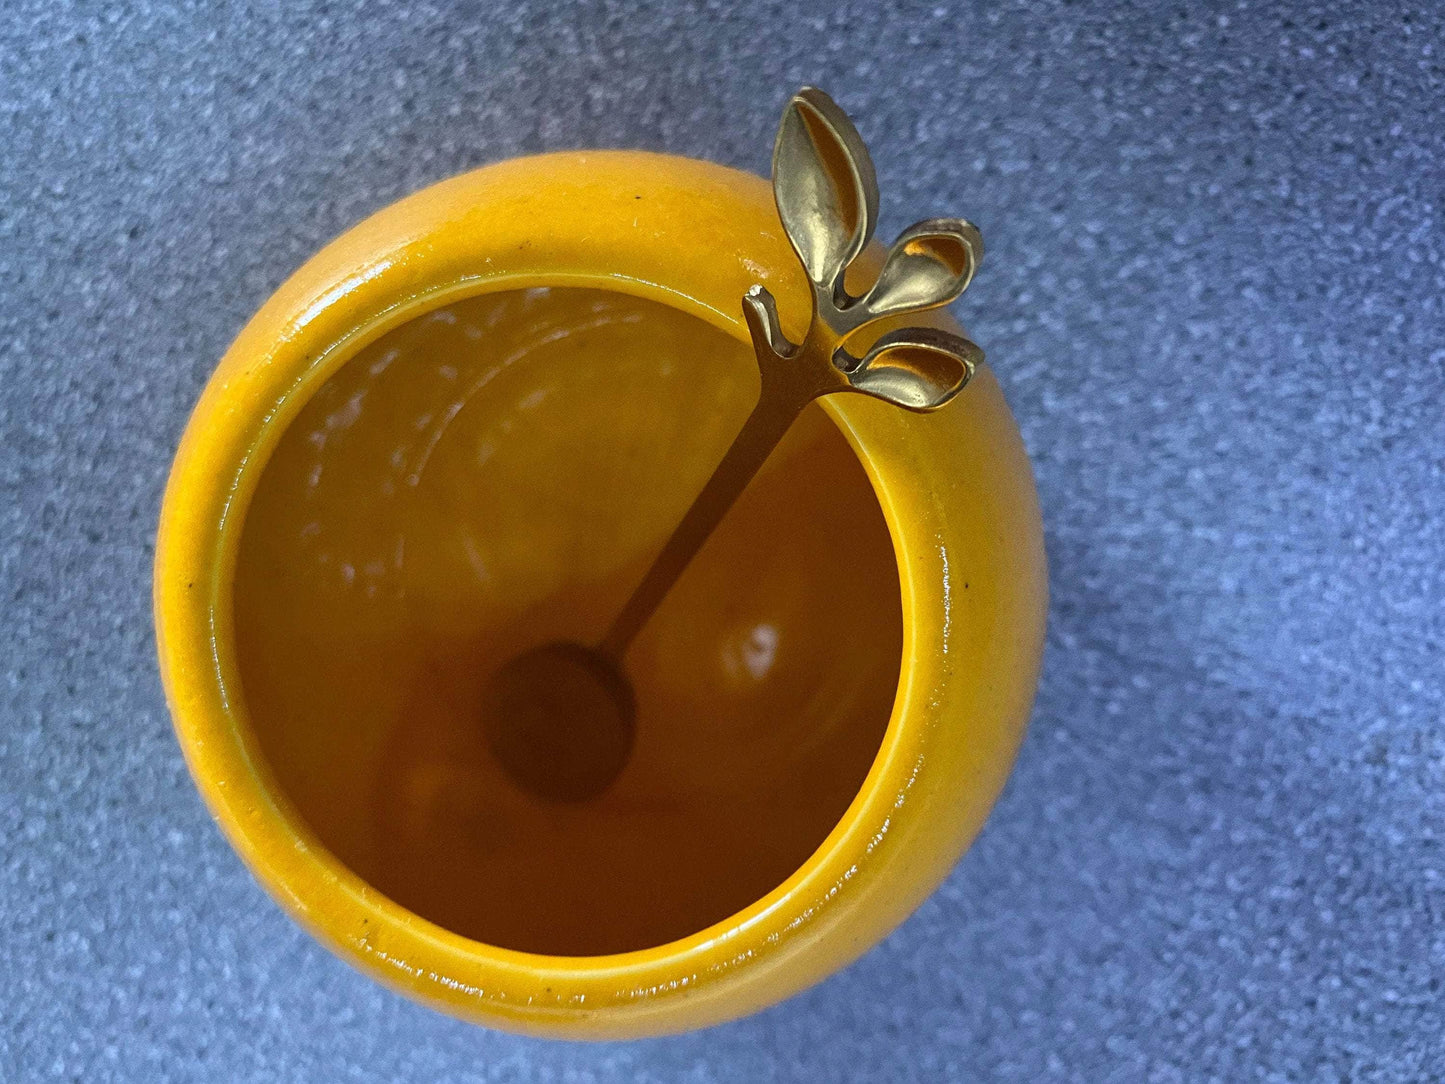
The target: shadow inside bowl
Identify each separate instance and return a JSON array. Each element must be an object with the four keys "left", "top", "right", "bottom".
[{"left": 233, "top": 286, "right": 903, "bottom": 956}]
